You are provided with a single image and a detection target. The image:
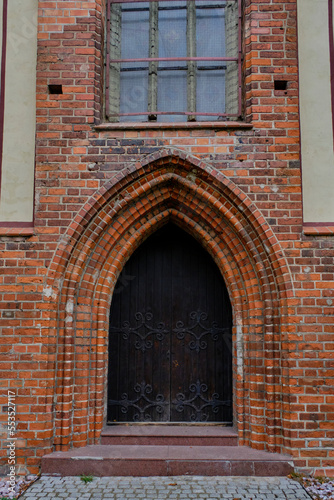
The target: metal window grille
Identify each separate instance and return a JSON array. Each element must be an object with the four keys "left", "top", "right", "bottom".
[{"left": 106, "top": 0, "right": 242, "bottom": 122}]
